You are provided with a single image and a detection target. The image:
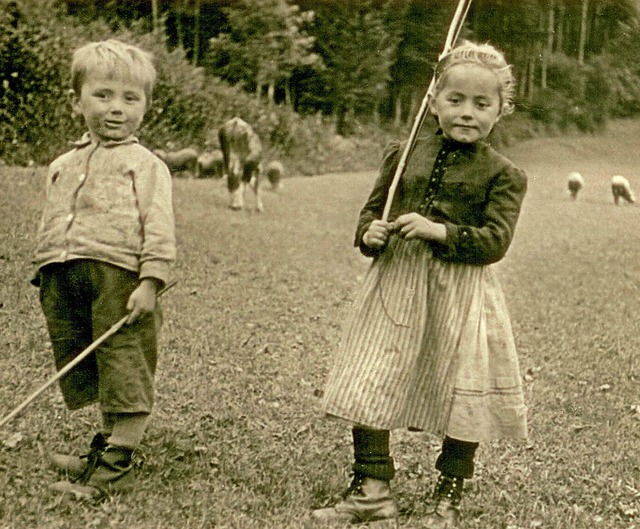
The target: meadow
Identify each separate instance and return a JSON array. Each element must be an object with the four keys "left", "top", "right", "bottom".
[{"left": 1, "top": 120, "right": 639, "bottom": 528}]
